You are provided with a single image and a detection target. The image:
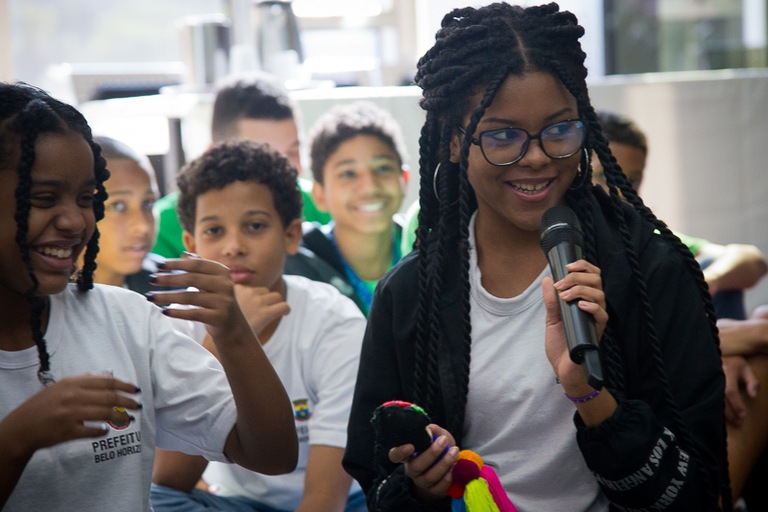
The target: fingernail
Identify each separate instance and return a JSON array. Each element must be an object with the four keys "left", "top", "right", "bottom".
[
  {"left": 148, "top": 275, "right": 158, "bottom": 283},
  {"left": 135, "top": 386, "right": 142, "bottom": 394},
  {"left": 182, "top": 251, "right": 199, "bottom": 259},
  {"left": 437, "top": 435, "right": 447, "bottom": 447},
  {"left": 144, "top": 293, "right": 156, "bottom": 302},
  {"left": 156, "top": 261, "right": 166, "bottom": 269},
  {"left": 161, "top": 308, "right": 170, "bottom": 316}
]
